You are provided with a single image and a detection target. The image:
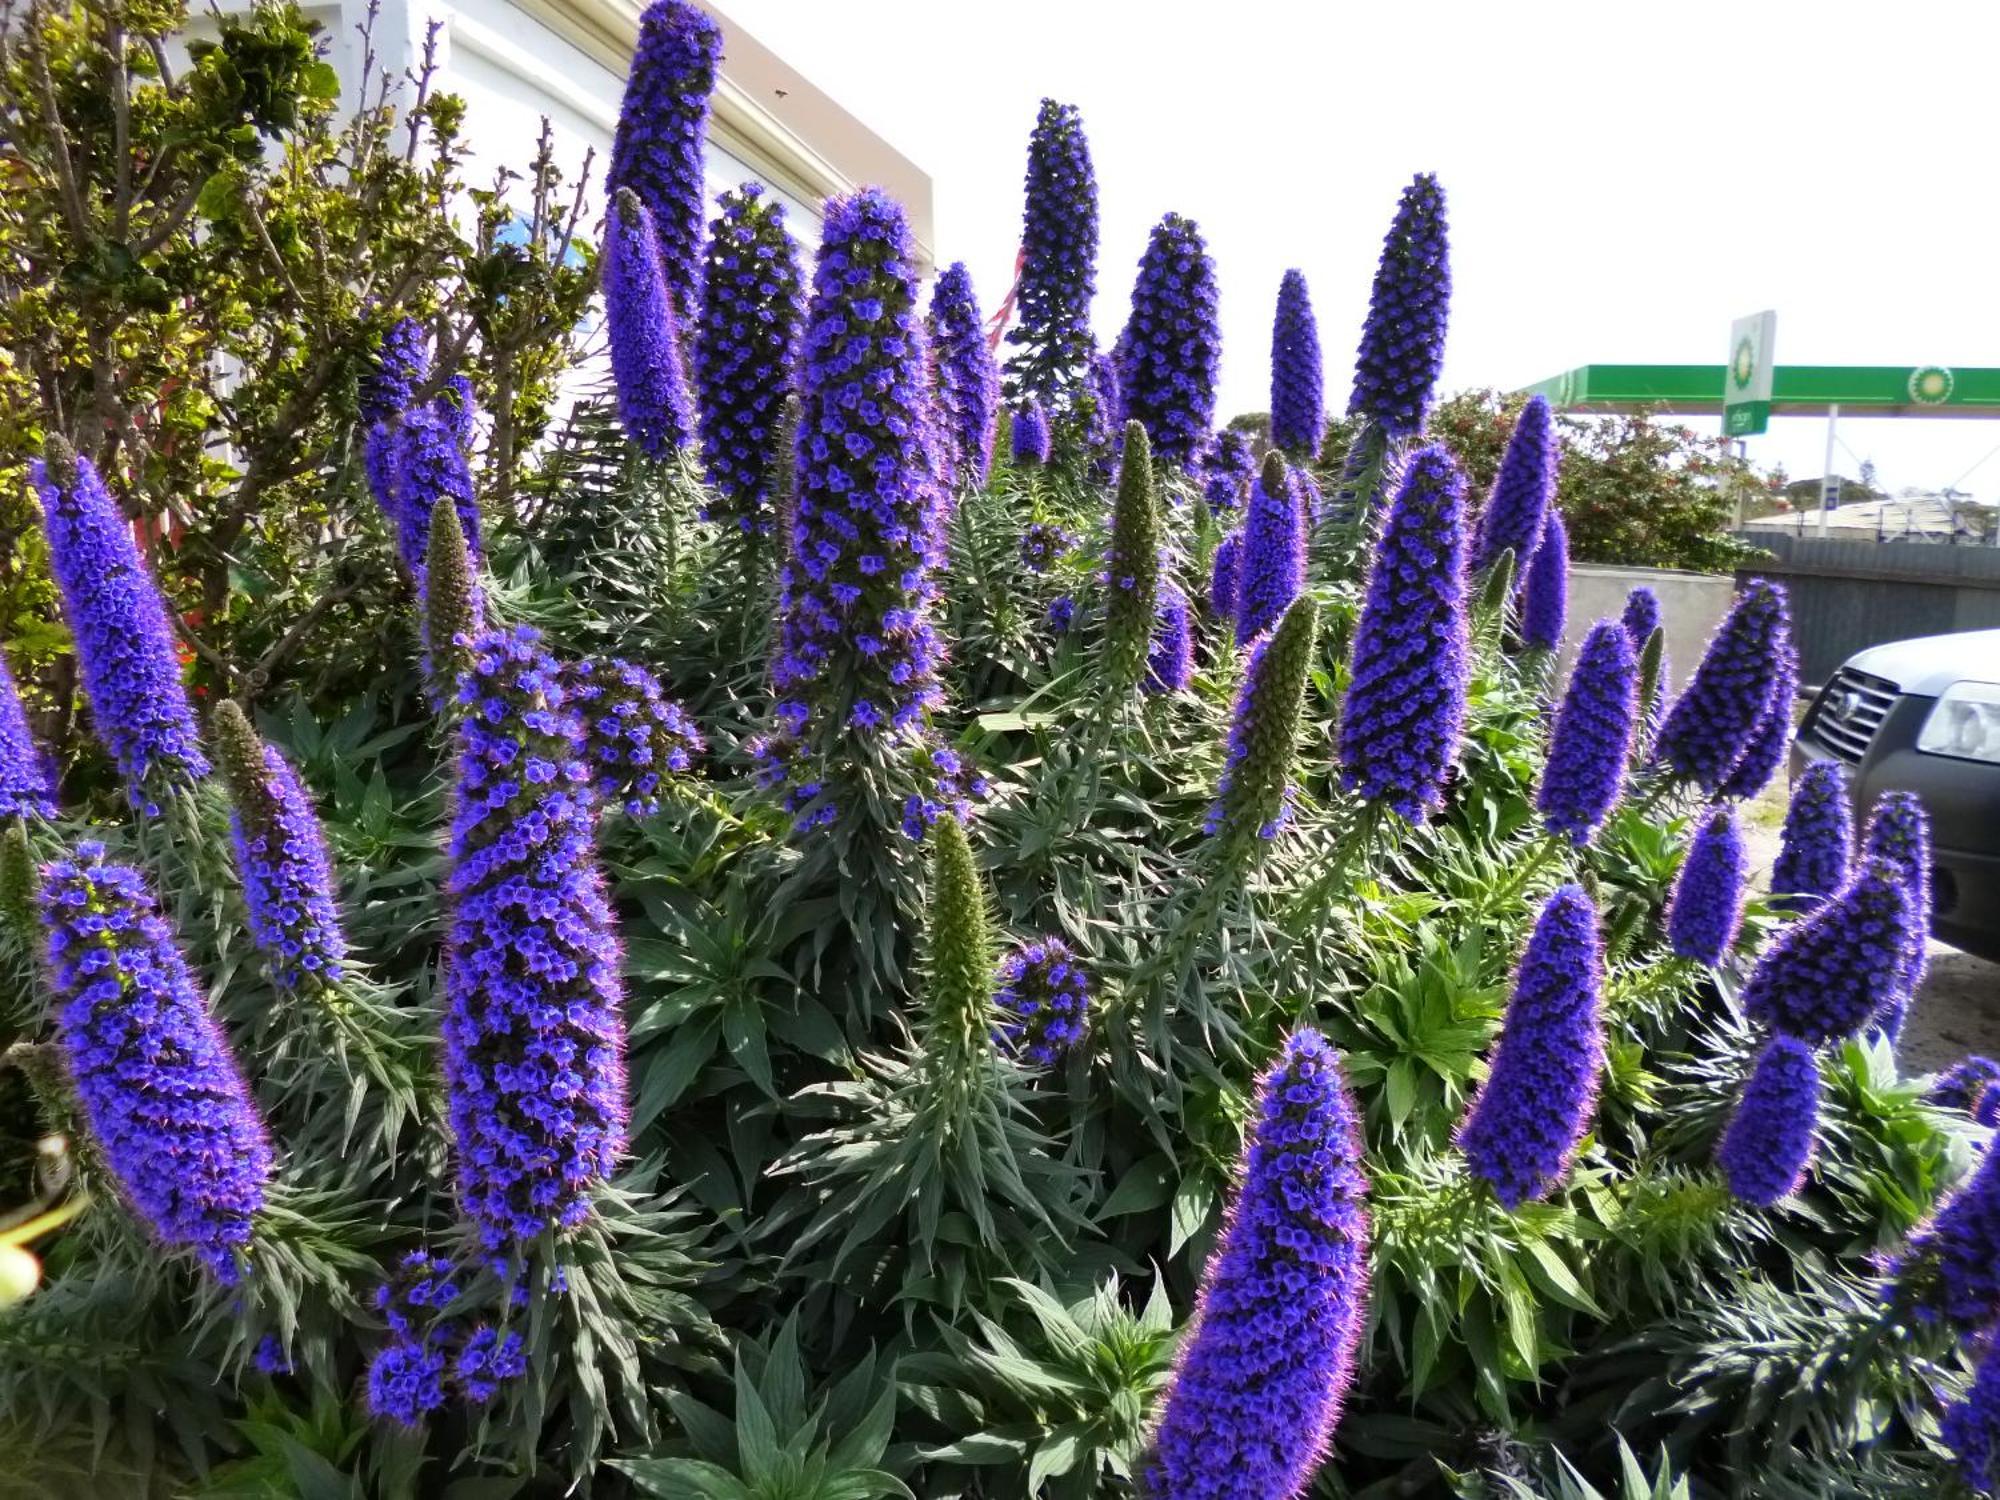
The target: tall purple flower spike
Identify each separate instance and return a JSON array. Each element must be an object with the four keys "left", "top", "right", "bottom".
[
  {"left": 1457, "top": 884, "right": 1605, "bottom": 1208},
  {"left": 1944, "top": 1337, "right": 2000, "bottom": 1498},
  {"left": 1742, "top": 859, "right": 1914, "bottom": 1044},
  {"left": 605, "top": 188, "right": 697, "bottom": 461},
  {"left": 1269, "top": 269, "right": 1324, "bottom": 458},
  {"left": 1891, "top": 1134, "right": 2000, "bottom": 1327},
  {"left": 1667, "top": 807, "right": 1747, "bottom": 965},
  {"left": 1770, "top": 759, "right": 1853, "bottom": 911},
  {"left": 1122, "top": 212, "right": 1220, "bottom": 469},
  {"left": 443, "top": 627, "right": 628, "bottom": 1249},
  {"left": 1718, "top": 640, "right": 1798, "bottom": 802},
  {"left": 1536, "top": 619, "right": 1637, "bottom": 845},
  {"left": 1717, "top": 1034, "right": 1820, "bottom": 1206},
  {"left": 1146, "top": 1030, "right": 1370, "bottom": 1500},
  {"left": 926, "top": 261, "right": 999, "bottom": 491},
  {"left": 1656, "top": 579, "right": 1792, "bottom": 793},
  {"left": 0, "top": 651, "right": 56, "bottom": 819},
  {"left": 1011, "top": 399, "right": 1052, "bottom": 467},
  {"left": 230, "top": 744, "right": 346, "bottom": 992},
  {"left": 42, "top": 844, "right": 273, "bottom": 1281},
  {"left": 1519, "top": 509, "right": 1569, "bottom": 652},
  {"left": 1145, "top": 581, "right": 1194, "bottom": 695},
  {"left": 1004, "top": 98, "right": 1099, "bottom": 413},
  {"left": 1348, "top": 172, "right": 1450, "bottom": 439},
  {"left": 1209, "top": 532, "right": 1243, "bottom": 620},
  {"left": 993, "top": 938, "right": 1093, "bottom": 1067},
  {"left": 1200, "top": 428, "right": 1258, "bottom": 515},
  {"left": 1235, "top": 455, "right": 1307, "bottom": 645},
  {"left": 1339, "top": 445, "right": 1470, "bottom": 823},
  {"left": 1471, "top": 395, "right": 1557, "bottom": 575},
  {"left": 1862, "top": 791, "right": 1932, "bottom": 1035}
]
